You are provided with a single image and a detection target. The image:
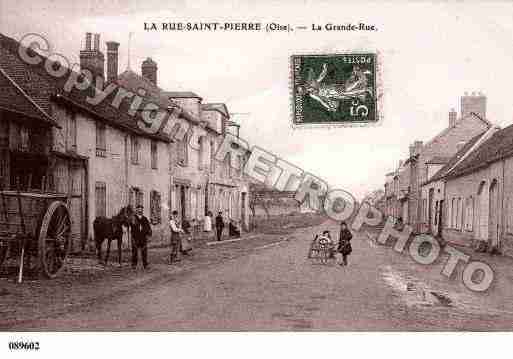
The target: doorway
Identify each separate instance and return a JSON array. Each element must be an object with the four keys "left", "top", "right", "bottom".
[{"left": 489, "top": 179, "right": 499, "bottom": 247}]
